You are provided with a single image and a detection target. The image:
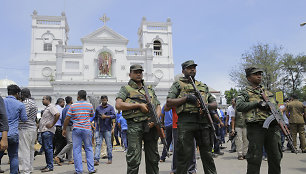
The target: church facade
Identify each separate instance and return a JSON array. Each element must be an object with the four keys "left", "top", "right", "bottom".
[{"left": 28, "top": 11, "right": 175, "bottom": 109}]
